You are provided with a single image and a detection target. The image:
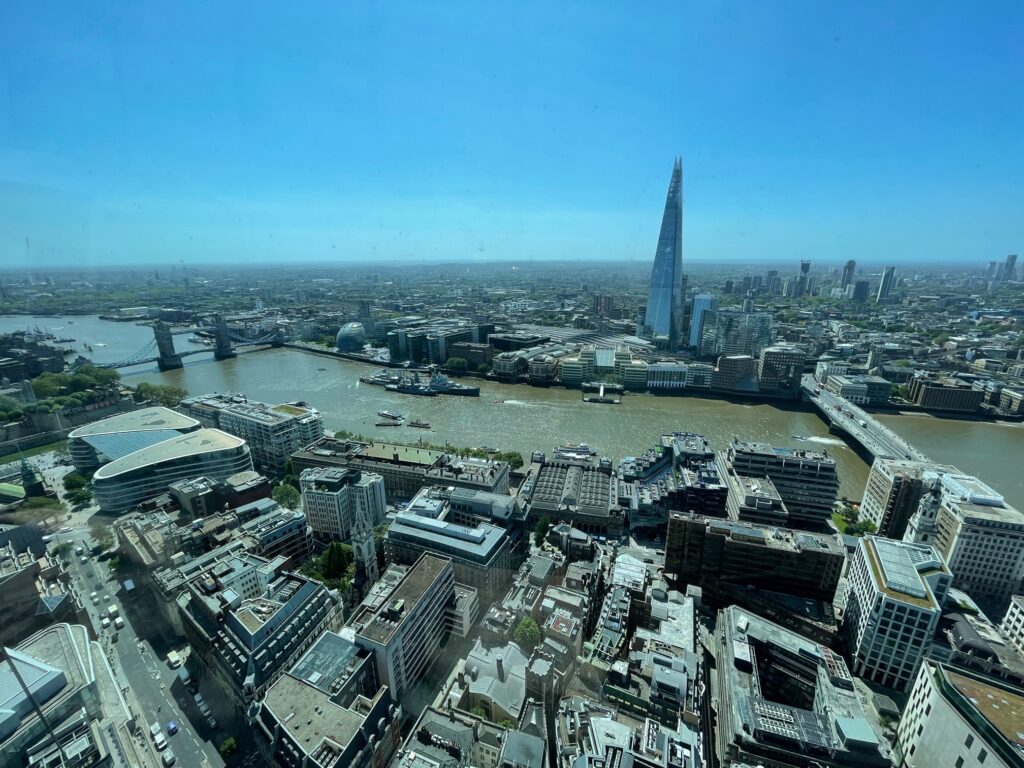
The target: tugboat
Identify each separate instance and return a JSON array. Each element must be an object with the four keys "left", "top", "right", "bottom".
[
  {"left": 408, "top": 419, "right": 431, "bottom": 429},
  {"left": 377, "top": 411, "right": 404, "bottom": 421}
]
